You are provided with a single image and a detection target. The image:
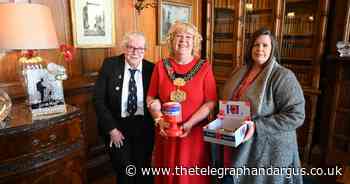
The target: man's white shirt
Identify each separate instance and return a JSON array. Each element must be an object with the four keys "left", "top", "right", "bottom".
[{"left": 121, "top": 61, "right": 144, "bottom": 117}]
